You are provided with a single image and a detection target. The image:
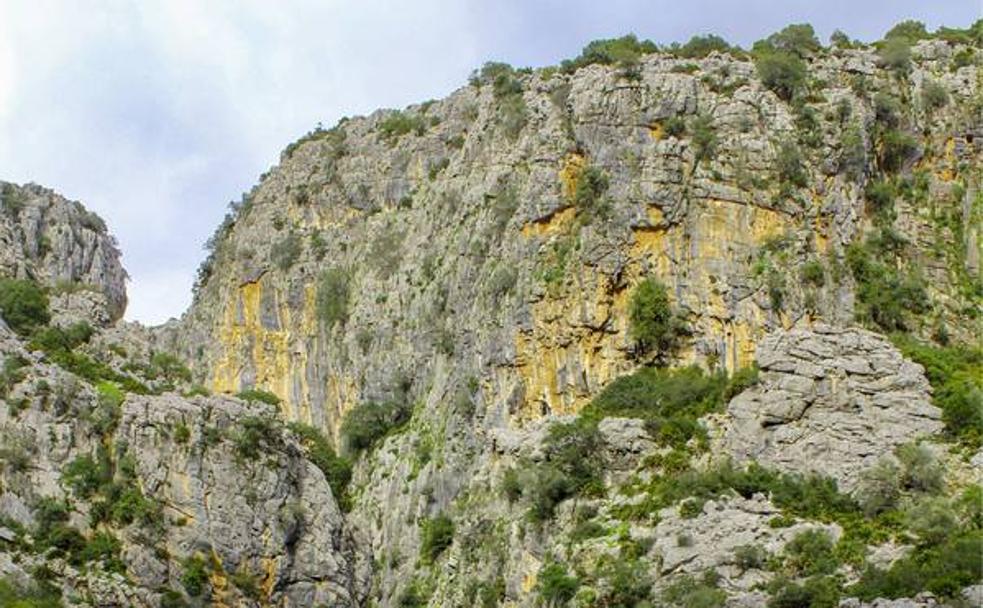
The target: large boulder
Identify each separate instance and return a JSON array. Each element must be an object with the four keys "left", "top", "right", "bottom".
[{"left": 715, "top": 325, "right": 942, "bottom": 491}]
